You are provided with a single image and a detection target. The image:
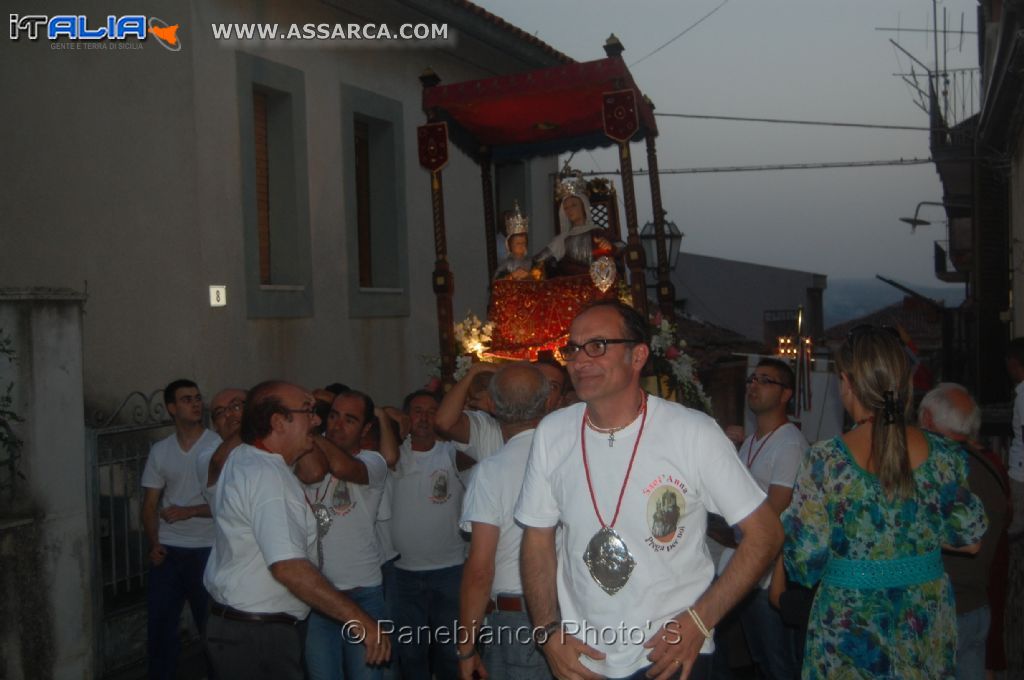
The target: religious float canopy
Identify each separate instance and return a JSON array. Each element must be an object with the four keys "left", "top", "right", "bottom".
[
  {"left": 417, "top": 38, "right": 678, "bottom": 380},
  {"left": 422, "top": 53, "right": 658, "bottom": 163}
]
